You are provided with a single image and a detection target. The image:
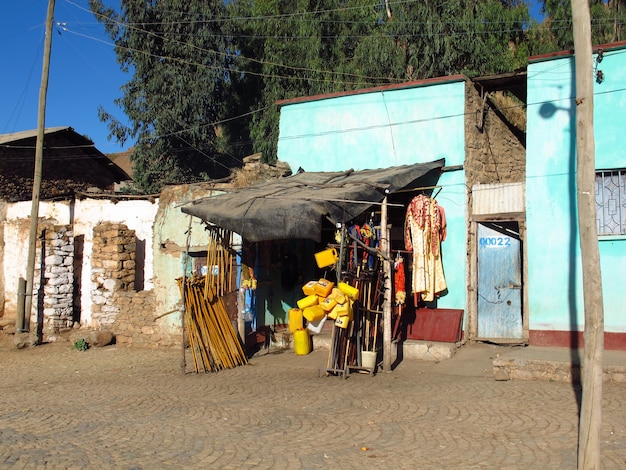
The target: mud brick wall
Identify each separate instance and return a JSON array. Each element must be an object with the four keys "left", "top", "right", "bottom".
[
  {"left": 91, "top": 223, "right": 136, "bottom": 327},
  {"left": 37, "top": 225, "right": 75, "bottom": 330},
  {"left": 113, "top": 290, "right": 178, "bottom": 347},
  {"left": 91, "top": 222, "right": 177, "bottom": 347}
]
